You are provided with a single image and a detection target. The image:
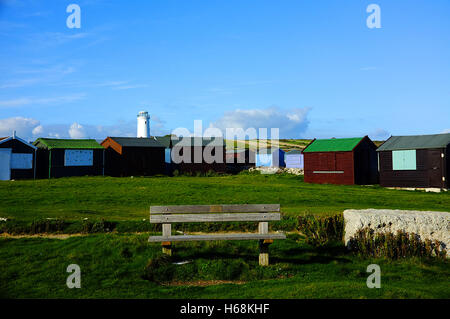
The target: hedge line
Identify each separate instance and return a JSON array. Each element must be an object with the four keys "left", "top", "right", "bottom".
[{"left": 0, "top": 217, "right": 298, "bottom": 235}]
